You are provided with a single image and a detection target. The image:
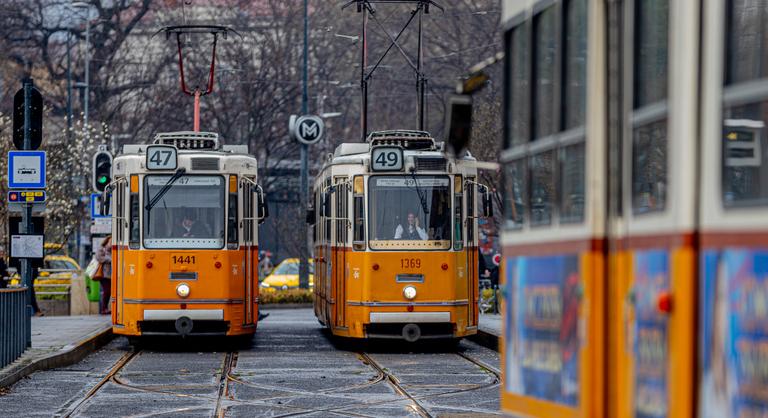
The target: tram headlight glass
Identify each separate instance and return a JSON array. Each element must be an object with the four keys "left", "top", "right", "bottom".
[
  {"left": 176, "top": 283, "right": 191, "bottom": 298},
  {"left": 403, "top": 285, "right": 417, "bottom": 300}
]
